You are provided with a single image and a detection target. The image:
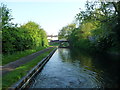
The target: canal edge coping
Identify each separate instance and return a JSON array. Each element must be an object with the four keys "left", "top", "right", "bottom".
[{"left": 10, "top": 48, "right": 57, "bottom": 90}]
